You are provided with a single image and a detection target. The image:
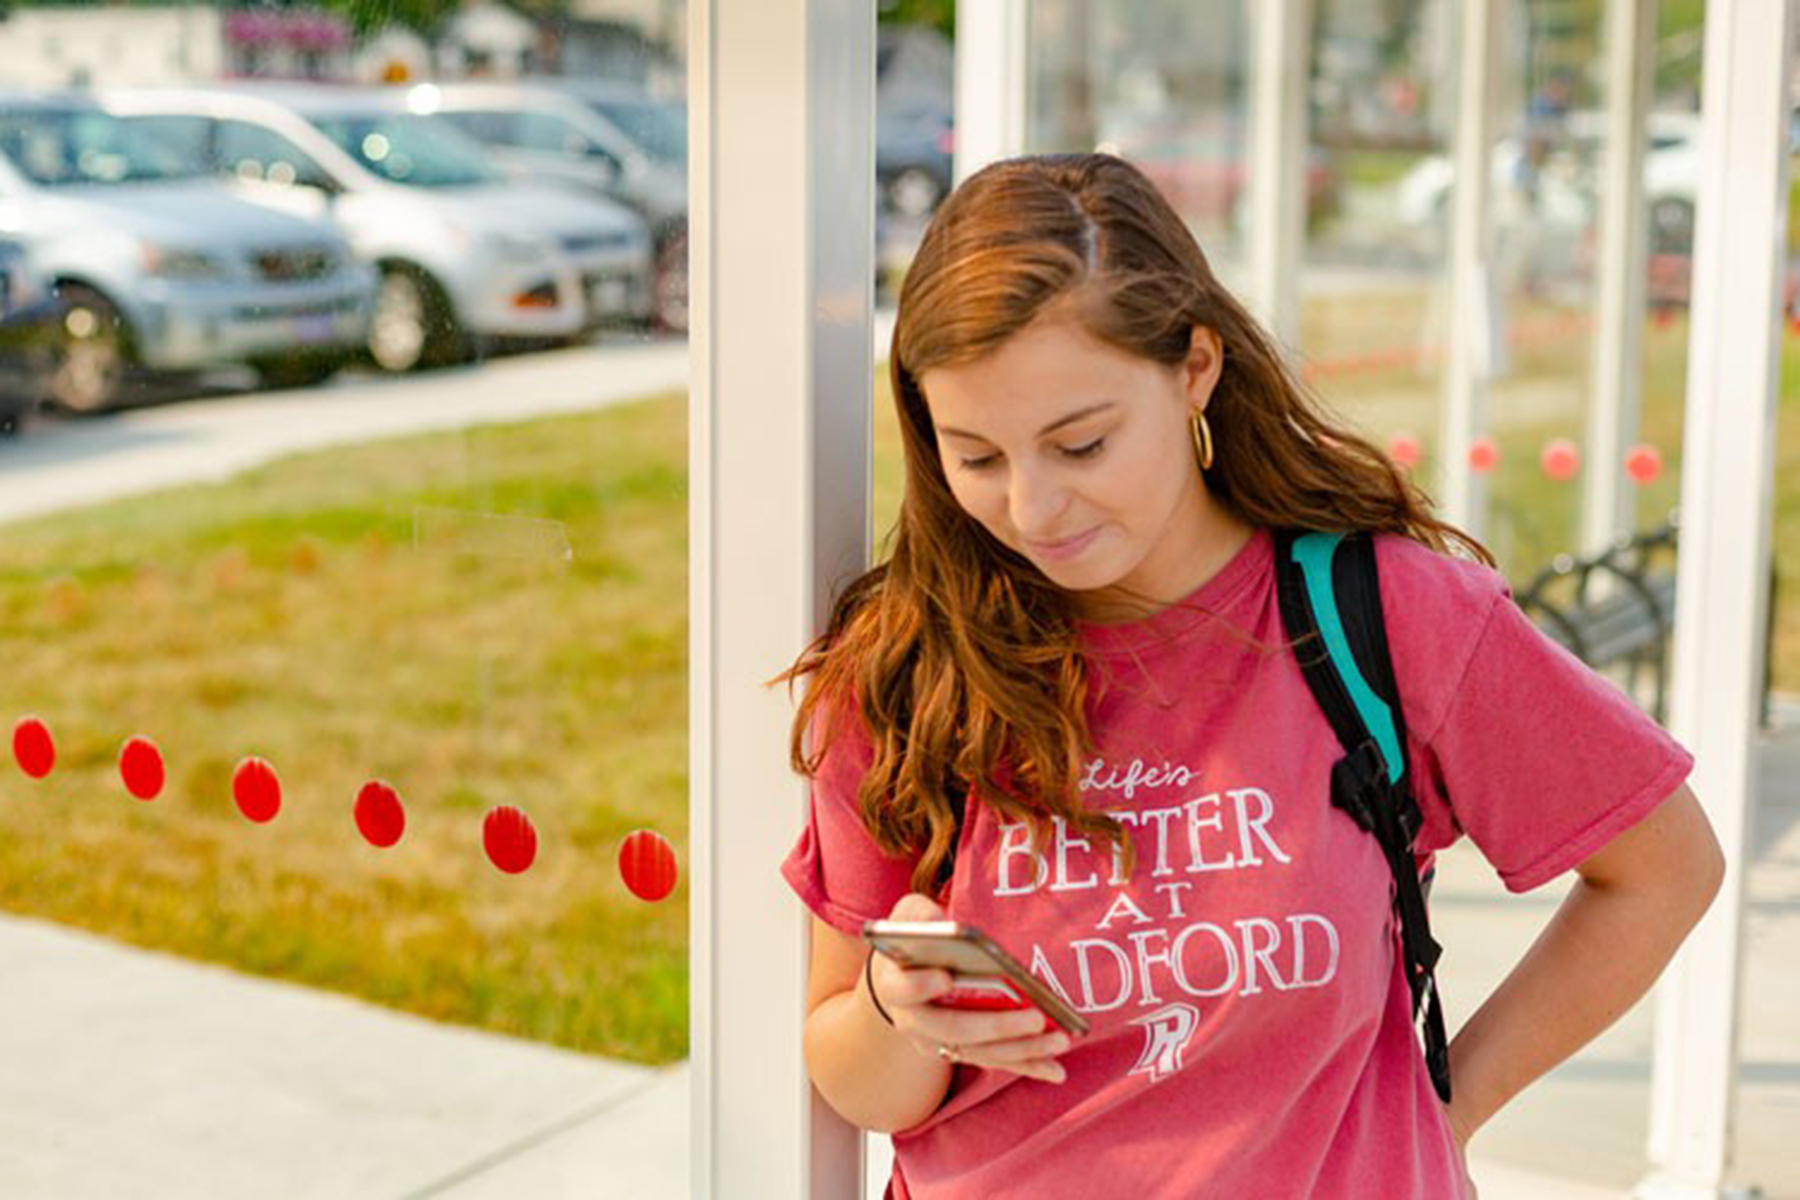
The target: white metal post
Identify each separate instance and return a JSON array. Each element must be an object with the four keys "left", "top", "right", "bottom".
[
  {"left": 954, "top": 0, "right": 1028, "bottom": 182},
  {"left": 1582, "top": 0, "right": 1655, "bottom": 555},
  {"left": 1246, "top": 0, "right": 1311, "bottom": 351},
  {"left": 1439, "top": 0, "right": 1502, "bottom": 539},
  {"left": 690, "top": 0, "right": 874, "bottom": 1195},
  {"left": 1640, "top": 2, "right": 1797, "bottom": 1197}
]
